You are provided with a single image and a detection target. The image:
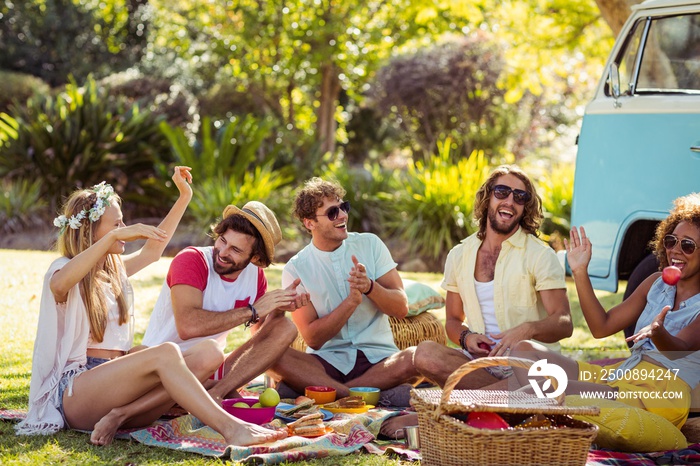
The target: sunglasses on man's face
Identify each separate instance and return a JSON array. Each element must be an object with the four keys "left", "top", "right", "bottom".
[
  {"left": 317, "top": 201, "right": 351, "bottom": 221},
  {"left": 663, "top": 234, "right": 698, "bottom": 255},
  {"left": 492, "top": 184, "right": 531, "bottom": 205}
]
